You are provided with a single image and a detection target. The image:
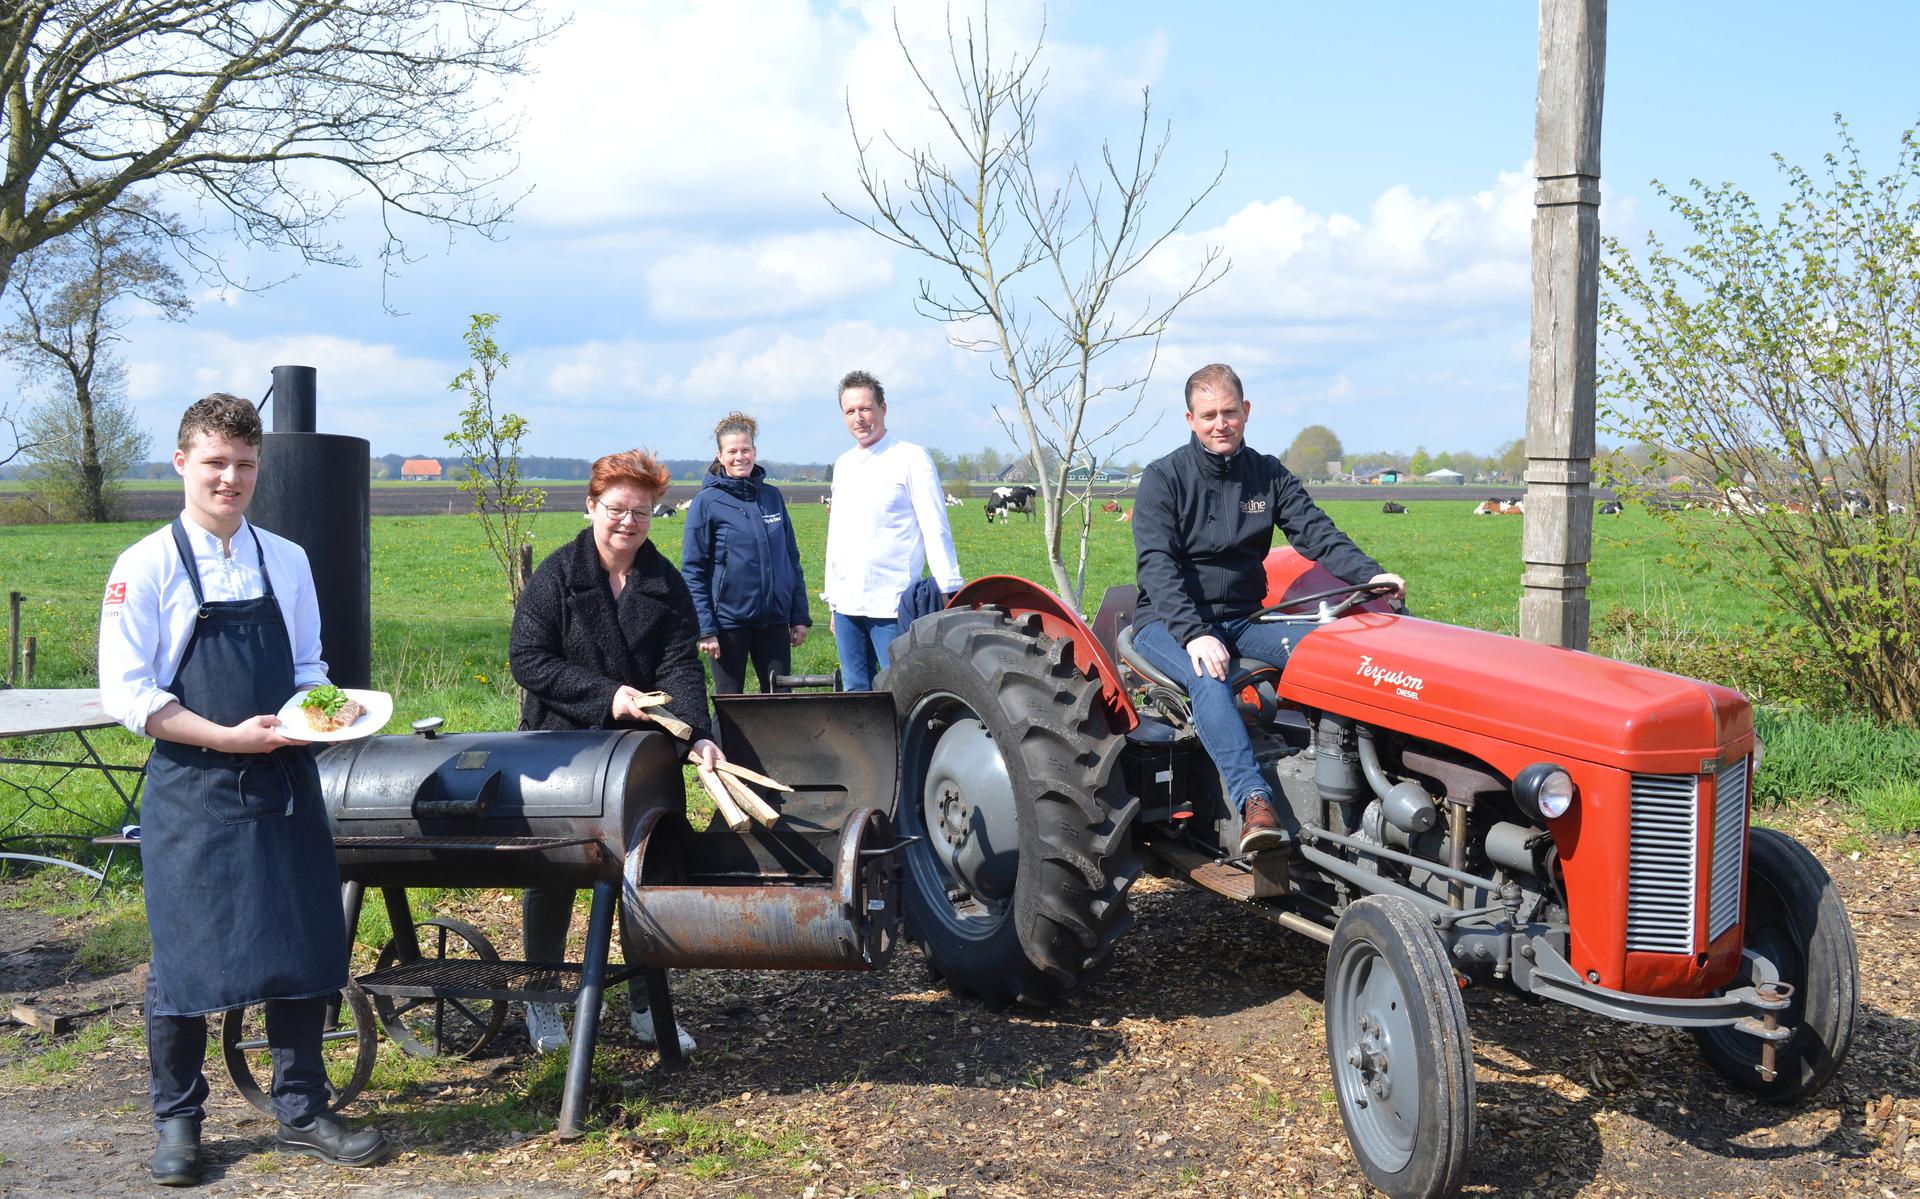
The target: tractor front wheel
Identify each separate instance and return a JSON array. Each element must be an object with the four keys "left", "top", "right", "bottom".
[
  {"left": 882, "top": 607, "right": 1139, "bottom": 1009},
  {"left": 1325, "top": 896, "right": 1475, "bottom": 1199},
  {"left": 1693, "top": 826, "right": 1859, "bottom": 1102}
]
